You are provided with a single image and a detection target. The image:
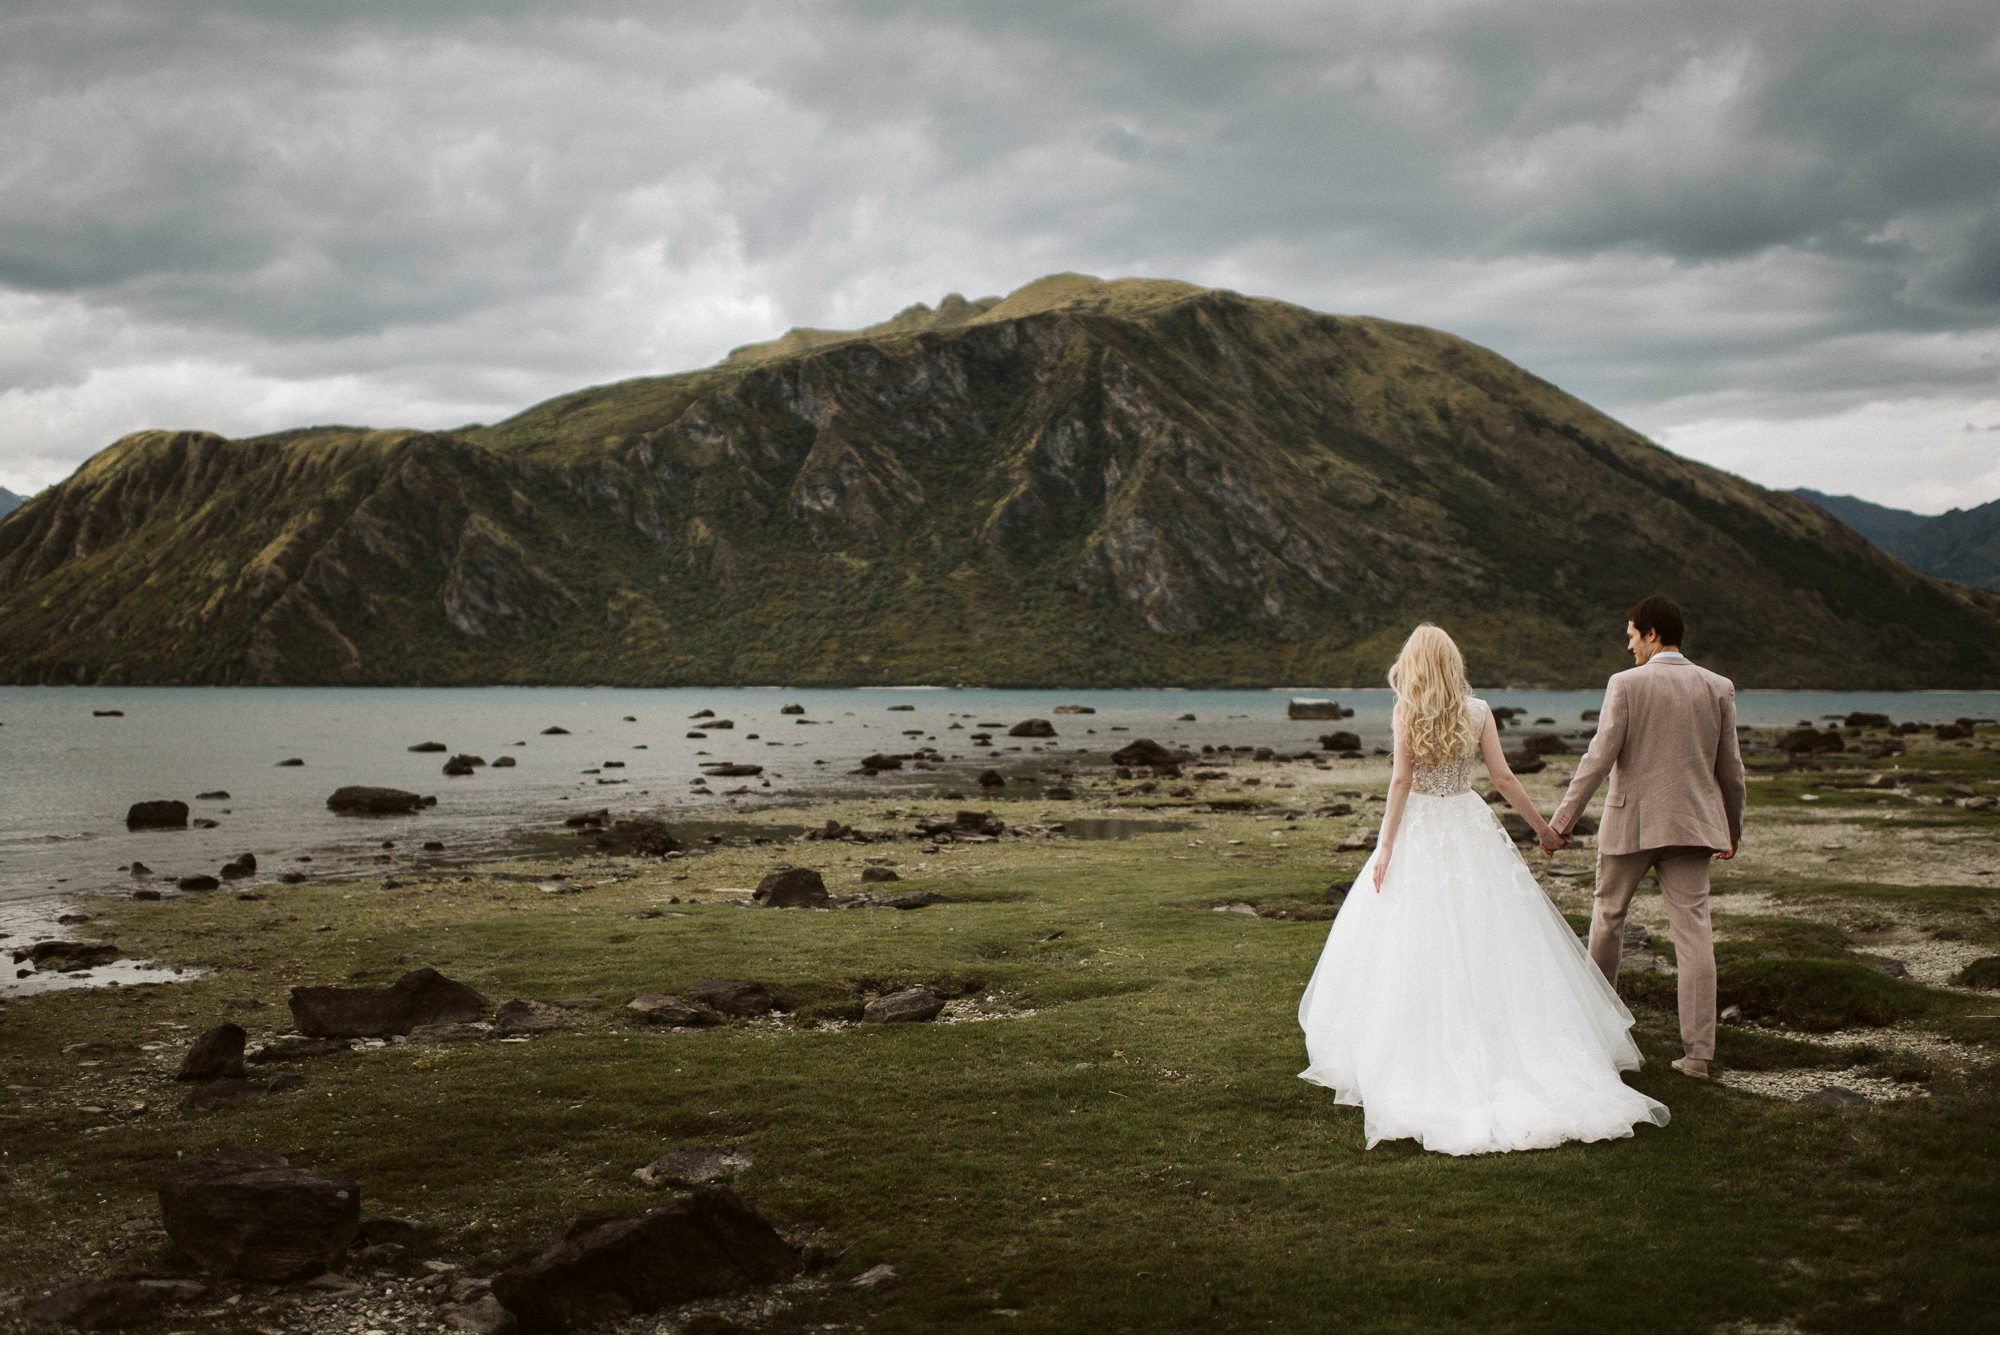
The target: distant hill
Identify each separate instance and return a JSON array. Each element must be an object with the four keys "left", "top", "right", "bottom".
[
  {"left": 3, "top": 273, "right": 2000, "bottom": 687},
  {"left": 1792, "top": 488, "right": 2000, "bottom": 593},
  {"left": 0, "top": 486, "right": 22, "bottom": 520}
]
